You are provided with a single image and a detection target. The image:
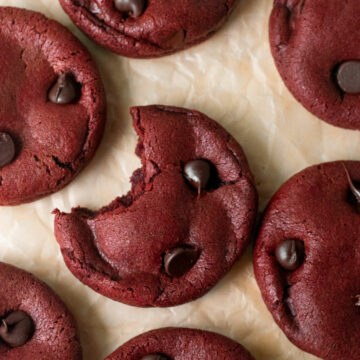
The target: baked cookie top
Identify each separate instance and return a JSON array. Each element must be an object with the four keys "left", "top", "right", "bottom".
[
  {"left": 0, "top": 7, "right": 105, "bottom": 205},
  {"left": 105, "top": 327, "right": 255, "bottom": 360},
  {"left": 54, "top": 105, "right": 257, "bottom": 307},
  {"left": 59, "top": 0, "right": 238, "bottom": 58},
  {"left": 254, "top": 161, "right": 360, "bottom": 360},
  {"left": 0, "top": 262, "right": 82, "bottom": 360},
  {"left": 270, "top": 0, "right": 360, "bottom": 130}
]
